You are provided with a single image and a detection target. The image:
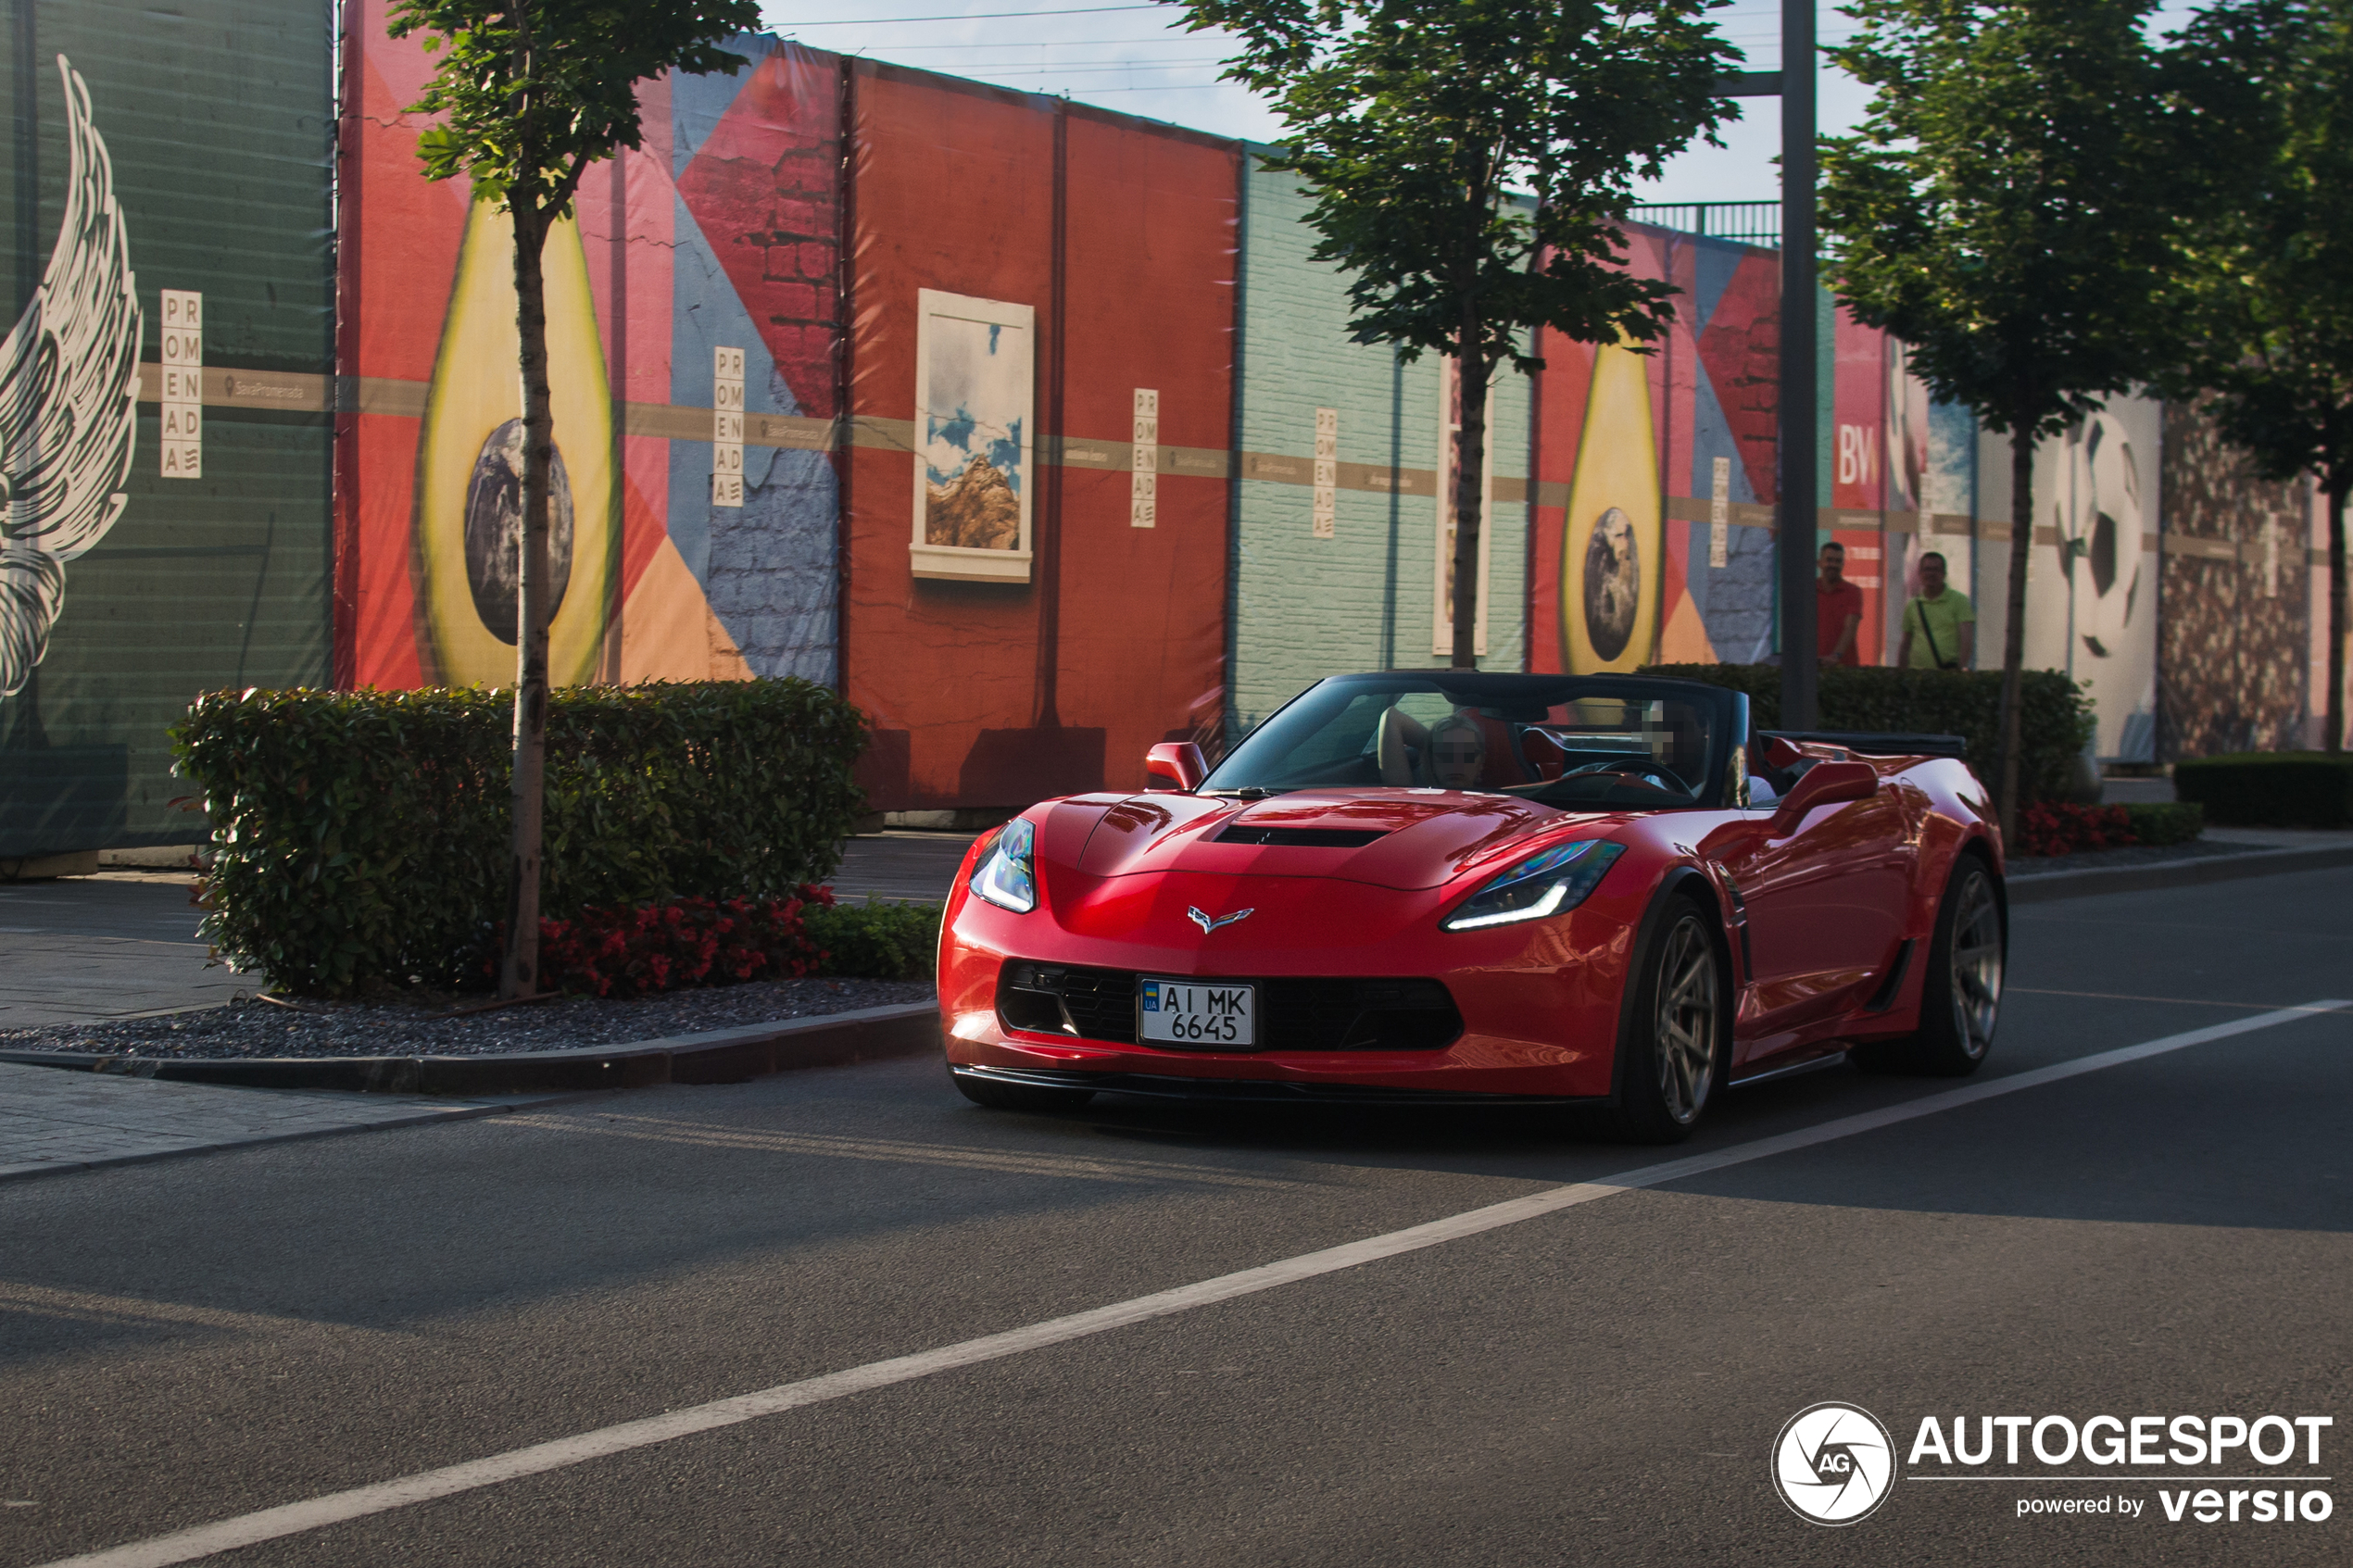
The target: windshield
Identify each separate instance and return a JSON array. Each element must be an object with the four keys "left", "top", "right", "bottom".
[{"left": 1202, "top": 673, "right": 1743, "bottom": 812}]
